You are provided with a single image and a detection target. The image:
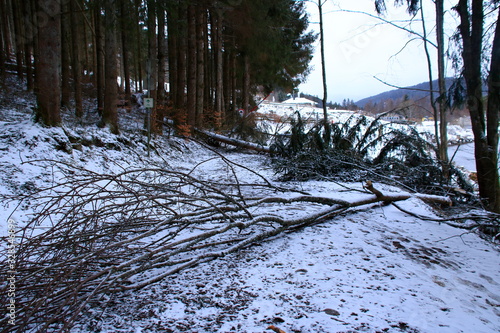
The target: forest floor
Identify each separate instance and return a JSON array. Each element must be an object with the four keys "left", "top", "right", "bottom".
[{"left": 0, "top": 80, "right": 499, "bottom": 333}]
